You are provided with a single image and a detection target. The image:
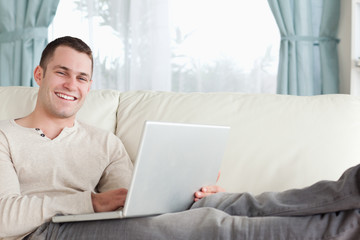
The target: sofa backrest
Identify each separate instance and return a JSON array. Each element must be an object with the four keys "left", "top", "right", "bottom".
[
  {"left": 0, "top": 87, "right": 120, "bottom": 133},
  {"left": 116, "top": 91, "right": 360, "bottom": 194},
  {"left": 1, "top": 86, "right": 360, "bottom": 194},
  {"left": 0, "top": 87, "right": 38, "bottom": 121}
]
